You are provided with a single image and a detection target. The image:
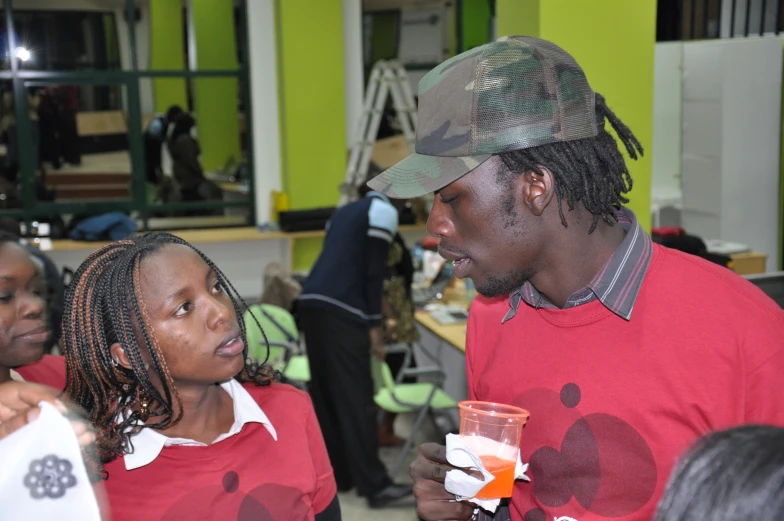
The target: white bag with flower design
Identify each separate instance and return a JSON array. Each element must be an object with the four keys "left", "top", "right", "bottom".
[{"left": 0, "top": 401, "right": 101, "bottom": 520}]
